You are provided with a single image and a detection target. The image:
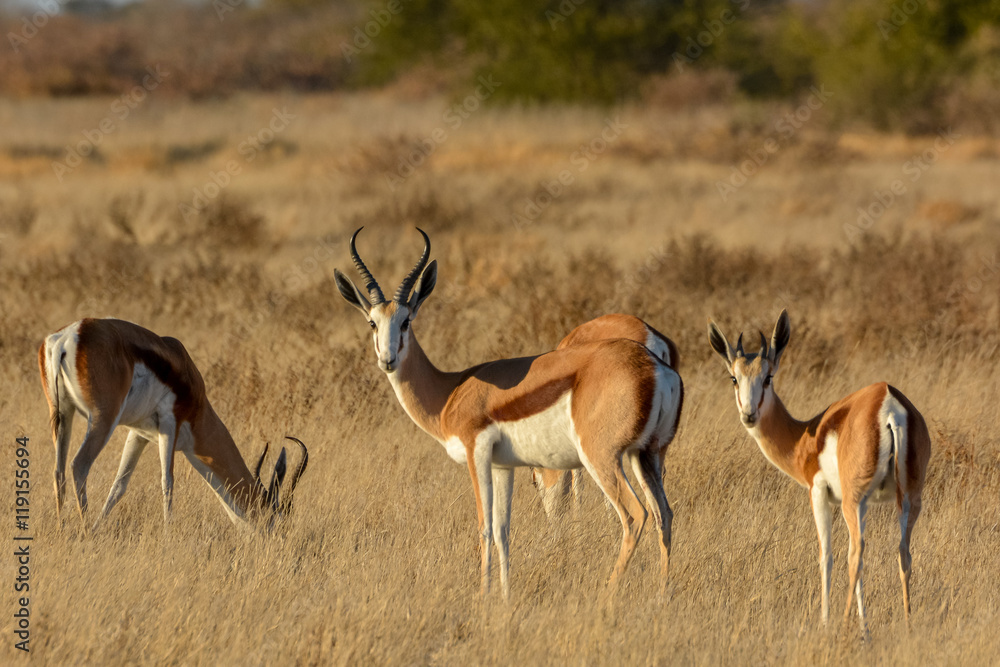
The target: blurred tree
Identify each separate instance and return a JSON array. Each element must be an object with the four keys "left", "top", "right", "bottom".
[{"left": 364, "top": 0, "right": 736, "bottom": 103}]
